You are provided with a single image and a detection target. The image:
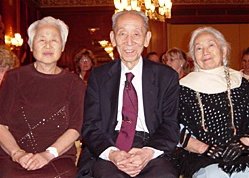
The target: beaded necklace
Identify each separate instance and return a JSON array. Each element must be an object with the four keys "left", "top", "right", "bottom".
[{"left": 196, "top": 66, "right": 236, "bottom": 135}]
